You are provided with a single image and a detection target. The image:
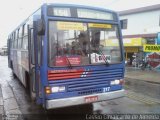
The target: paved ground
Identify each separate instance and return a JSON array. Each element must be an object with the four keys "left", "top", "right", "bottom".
[
  {"left": 0, "top": 56, "right": 22, "bottom": 120},
  {"left": 125, "top": 67, "right": 160, "bottom": 99},
  {"left": 125, "top": 67, "right": 160, "bottom": 83},
  {"left": 0, "top": 84, "right": 4, "bottom": 115}
]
